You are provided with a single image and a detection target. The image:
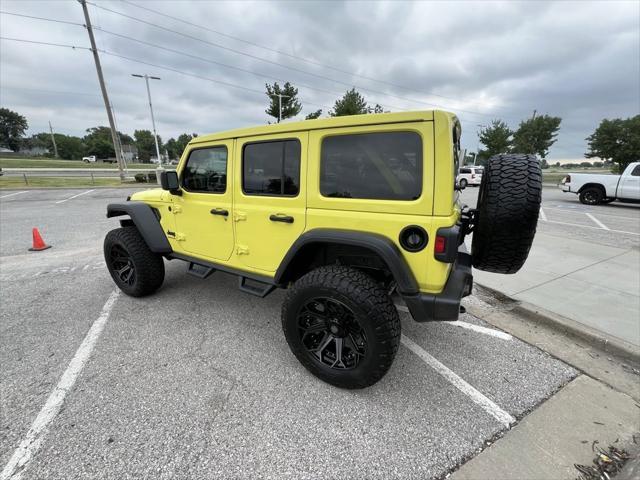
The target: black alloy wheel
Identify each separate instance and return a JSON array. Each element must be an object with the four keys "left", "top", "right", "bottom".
[
  {"left": 297, "top": 297, "right": 367, "bottom": 370},
  {"left": 109, "top": 244, "right": 136, "bottom": 286}
]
